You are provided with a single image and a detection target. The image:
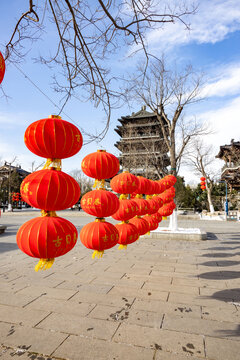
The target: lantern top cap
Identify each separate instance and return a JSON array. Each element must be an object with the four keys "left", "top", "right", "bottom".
[
  {"left": 95, "top": 218, "right": 106, "bottom": 222},
  {"left": 97, "top": 149, "right": 106, "bottom": 152},
  {"left": 48, "top": 115, "right": 62, "bottom": 119},
  {"left": 123, "top": 171, "right": 129, "bottom": 173}
]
